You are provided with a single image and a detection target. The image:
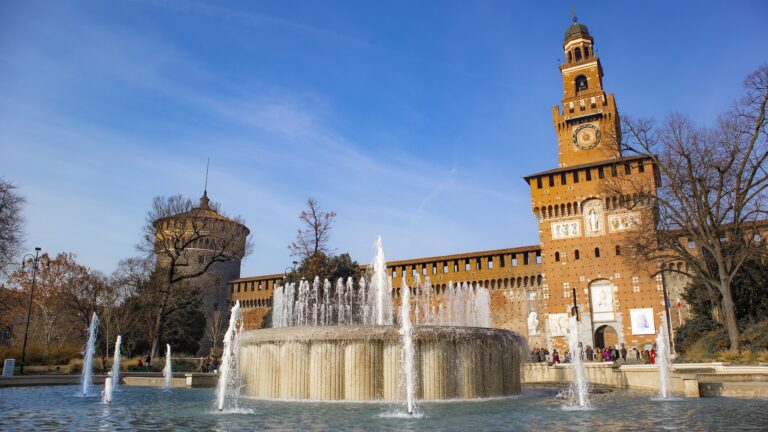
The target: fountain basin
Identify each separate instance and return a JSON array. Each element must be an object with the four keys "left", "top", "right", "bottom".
[{"left": 239, "top": 325, "right": 524, "bottom": 401}]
